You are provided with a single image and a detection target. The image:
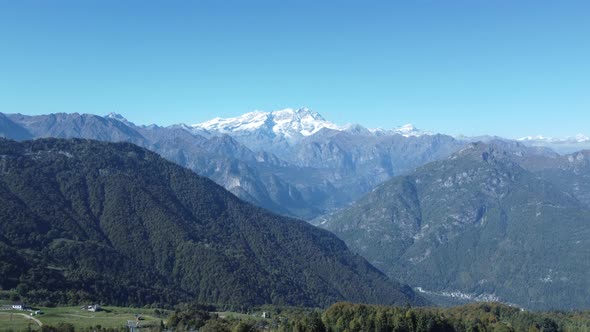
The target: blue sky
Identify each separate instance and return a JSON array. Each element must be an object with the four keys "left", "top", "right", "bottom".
[{"left": 0, "top": 1, "right": 588, "bottom": 138}]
